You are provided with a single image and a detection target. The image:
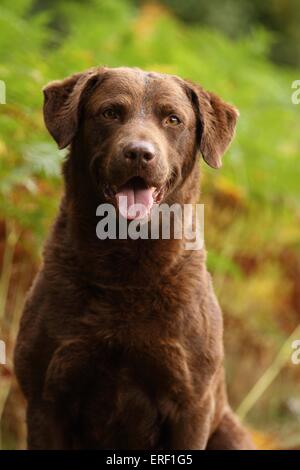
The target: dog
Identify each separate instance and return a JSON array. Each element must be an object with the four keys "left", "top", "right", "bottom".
[{"left": 14, "top": 66, "right": 254, "bottom": 449}]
